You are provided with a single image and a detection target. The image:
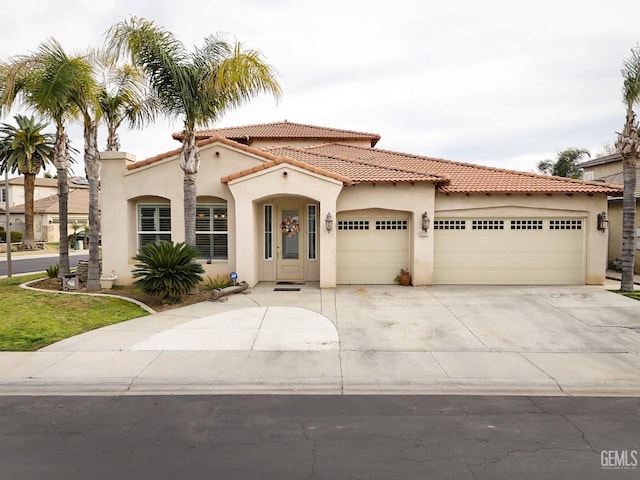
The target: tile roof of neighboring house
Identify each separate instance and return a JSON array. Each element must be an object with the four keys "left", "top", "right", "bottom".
[
  {"left": 172, "top": 120, "right": 381, "bottom": 147},
  {"left": 304, "top": 143, "right": 624, "bottom": 194},
  {"left": 599, "top": 167, "right": 640, "bottom": 198},
  {"left": 10, "top": 188, "right": 89, "bottom": 214},
  {"left": 577, "top": 153, "right": 622, "bottom": 168},
  {"left": 7, "top": 176, "right": 89, "bottom": 188}
]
